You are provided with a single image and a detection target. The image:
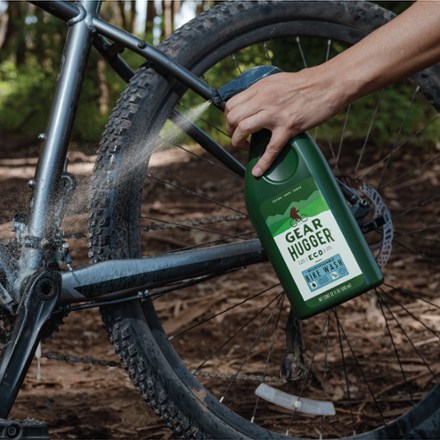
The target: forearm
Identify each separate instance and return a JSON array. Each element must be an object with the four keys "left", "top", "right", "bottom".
[
  {"left": 328, "top": 0, "right": 440, "bottom": 105},
  {"left": 225, "top": 1, "right": 440, "bottom": 177}
]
